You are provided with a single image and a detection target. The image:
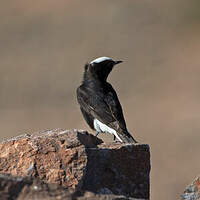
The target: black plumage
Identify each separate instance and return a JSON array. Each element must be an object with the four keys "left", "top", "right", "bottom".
[{"left": 76, "top": 57, "right": 137, "bottom": 143}]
